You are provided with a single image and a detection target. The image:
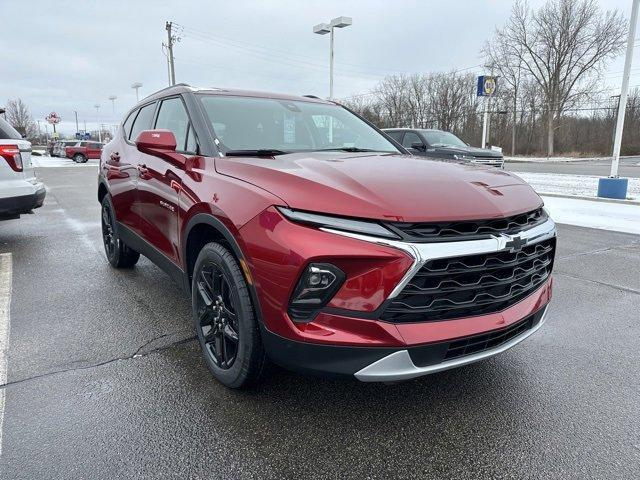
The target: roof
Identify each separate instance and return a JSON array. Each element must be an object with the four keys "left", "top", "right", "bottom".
[{"left": 140, "top": 83, "right": 333, "bottom": 105}]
